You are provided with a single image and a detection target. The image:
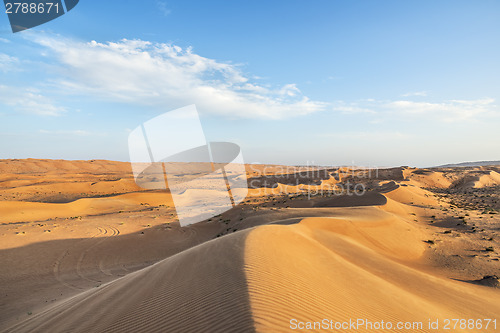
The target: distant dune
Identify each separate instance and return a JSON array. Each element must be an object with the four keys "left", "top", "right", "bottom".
[
  {"left": 436, "top": 160, "right": 500, "bottom": 168},
  {"left": 1, "top": 159, "right": 499, "bottom": 332},
  {"left": 5, "top": 208, "right": 499, "bottom": 333}
]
